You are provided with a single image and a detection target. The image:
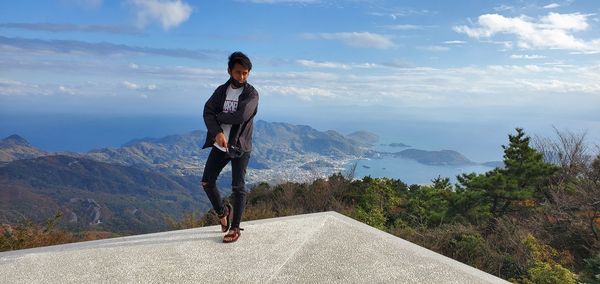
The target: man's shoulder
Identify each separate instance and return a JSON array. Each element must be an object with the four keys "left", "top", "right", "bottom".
[
  {"left": 244, "top": 83, "right": 259, "bottom": 96},
  {"left": 210, "top": 83, "right": 227, "bottom": 98}
]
